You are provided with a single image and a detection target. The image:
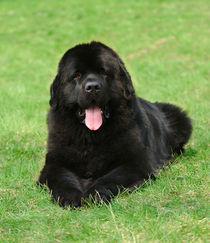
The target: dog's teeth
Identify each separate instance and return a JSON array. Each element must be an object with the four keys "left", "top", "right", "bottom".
[{"left": 79, "top": 111, "right": 85, "bottom": 117}]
